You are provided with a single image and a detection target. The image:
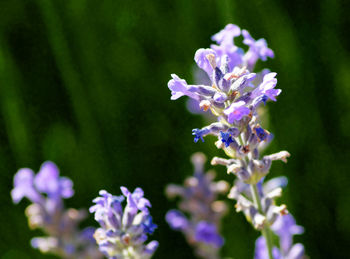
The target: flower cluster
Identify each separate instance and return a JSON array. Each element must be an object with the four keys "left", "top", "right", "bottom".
[
  {"left": 165, "top": 153, "right": 229, "bottom": 259},
  {"left": 167, "top": 24, "right": 305, "bottom": 259},
  {"left": 90, "top": 187, "right": 158, "bottom": 259},
  {"left": 11, "top": 161, "right": 102, "bottom": 259}
]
